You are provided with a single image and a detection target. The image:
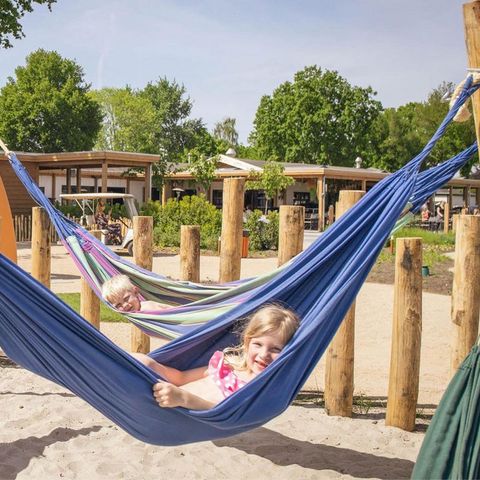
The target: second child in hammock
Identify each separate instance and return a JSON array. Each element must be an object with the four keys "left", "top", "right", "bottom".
[{"left": 133, "top": 305, "right": 300, "bottom": 410}]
